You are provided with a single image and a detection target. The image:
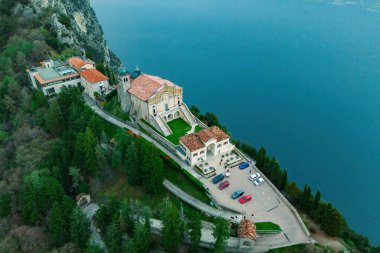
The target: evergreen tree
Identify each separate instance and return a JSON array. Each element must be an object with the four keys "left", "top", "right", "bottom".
[
  {"left": 270, "top": 162, "right": 281, "bottom": 187},
  {"left": 141, "top": 148, "right": 164, "bottom": 195},
  {"left": 83, "top": 127, "right": 98, "bottom": 175},
  {"left": 300, "top": 184, "right": 313, "bottom": 212},
  {"left": 312, "top": 190, "right": 321, "bottom": 213},
  {"left": 321, "top": 204, "right": 344, "bottom": 237},
  {"left": 125, "top": 141, "right": 142, "bottom": 185},
  {"left": 213, "top": 217, "right": 230, "bottom": 253},
  {"left": 0, "top": 192, "right": 11, "bottom": 217},
  {"left": 106, "top": 217, "right": 122, "bottom": 253},
  {"left": 256, "top": 147, "right": 267, "bottom": 171},
  {"left": 279, "top": 169, "right": 288, "bottom": 191},
  {"left": 161, "top": 200, "right": 185, "bottom": 252},
  {"left": 96, "top": 62, "right": 106, "bottom": 75},
  {"left": 118, "top": 200, "right": 134, "bottom": 235},
  {"left": 70, "top": 207, "right": 91, "bottom": 249},
  {"left": 129, "top": 216, "right": 151, "bottom": 253},
  {"left": 285, "top": 182, "right": 302, "bottom": 204},
  {"left": 188, "top": 211, "right": 202, "bottom": 252},
  {"left": 48, "top": 201, "right": 66, "bottom": 247},
  {"left": 85, "top": 240, "right": 105, "bottom": 253},
  {"left": 45, "top": 99, "right": 64, "bottom": 136}
]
